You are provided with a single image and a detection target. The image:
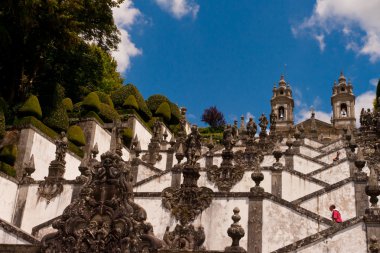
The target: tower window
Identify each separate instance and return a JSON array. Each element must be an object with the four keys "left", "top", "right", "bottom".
[
  {"left": 341, "top": 87, "right": 345, "bottom": 92},
  {"left": 278, "top": 106, "right": 285, "bottom": 120},
  {"left": 340, "top": 103, "right": 348, "bottom": 117},
  {"left": 280, "top": 90, "right": 284, "bottom": 95}
]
